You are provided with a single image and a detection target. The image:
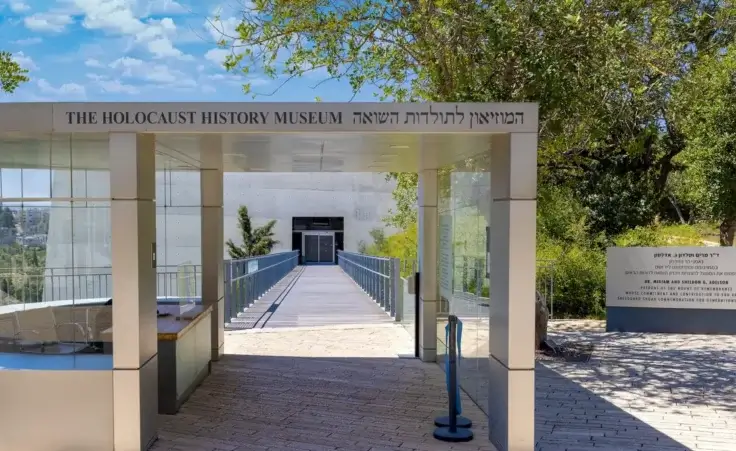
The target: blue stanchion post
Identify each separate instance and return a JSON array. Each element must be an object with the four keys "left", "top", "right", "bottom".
[{"left": 434, "top": 314, "right": 473, "bottom": 442}]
